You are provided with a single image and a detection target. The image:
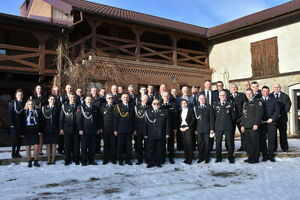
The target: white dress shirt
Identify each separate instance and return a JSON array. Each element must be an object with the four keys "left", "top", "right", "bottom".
[{"left": 181, "top": 108, "right": 188, "bottom": 126}]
